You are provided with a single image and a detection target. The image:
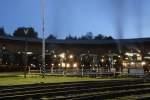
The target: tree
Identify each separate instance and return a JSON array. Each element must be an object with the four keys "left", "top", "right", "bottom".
[
  {"left": 78, "top": 32, "right": 93, "bottom": 40},
  {"left": 103, "top": 36, "right": 113, "bottom": 40},
  {"left": 84, "top": 32, "right": 93, "bottom": 40},
  {"left": 65, "top": 35, "right": 77, "bottom": 40},
  {"left": 47, "top": 34, "right": 57, "bottom": 40},
  {"left": 0, "top": 28, "right": 7, "bottom": 36},
  {"left": 94, "top": 34, "right": 113, "bottom": 40},
  {"left": 94, "top": 34, "right": 104, "bottom": 40},
  {"left": 13, "top": 27, "right": 38, "bottom": 38},
  {"left": 78, "top": 36, "right": 87, "bottom": 40}
]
